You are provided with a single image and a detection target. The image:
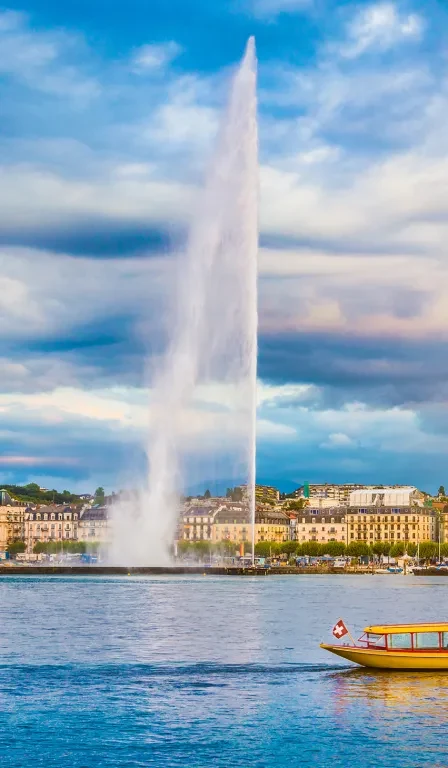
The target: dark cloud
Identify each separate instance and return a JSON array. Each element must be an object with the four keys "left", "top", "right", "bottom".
[
  {"left": 258, "top": 331, "right": 448, "bottom": 408},
  {"left": 0, "top": 221, "right": 182, "bottom": 258}
]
